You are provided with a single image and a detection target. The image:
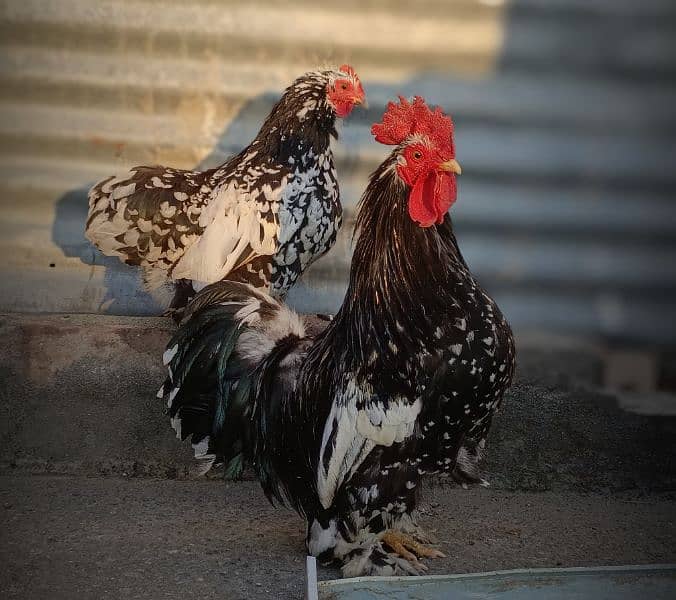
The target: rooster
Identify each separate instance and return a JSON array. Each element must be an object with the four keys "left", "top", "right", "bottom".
[
  {"left": 159, "top": 97, "right": 515, "bottom": 576},
  {"left": 86, "top": 66, "right": 365, "bottom": 314}
]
